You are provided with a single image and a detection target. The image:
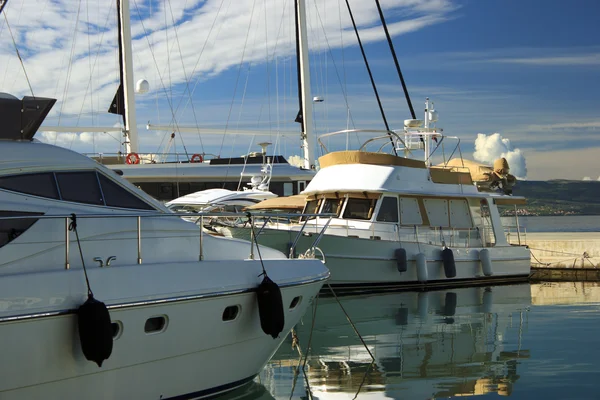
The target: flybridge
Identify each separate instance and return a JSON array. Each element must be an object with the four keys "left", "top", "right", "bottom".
[{"left": 0, "top": 93, "right": 56, "bottom": 141}]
